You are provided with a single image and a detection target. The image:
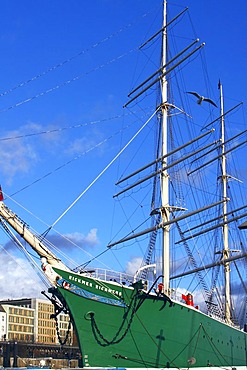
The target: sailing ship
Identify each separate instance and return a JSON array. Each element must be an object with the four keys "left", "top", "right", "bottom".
[{"left": 0, "top": 1, "right": 246, "bottom": 369}]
